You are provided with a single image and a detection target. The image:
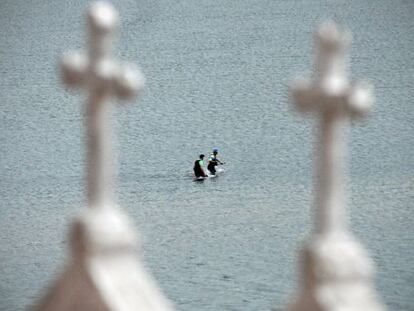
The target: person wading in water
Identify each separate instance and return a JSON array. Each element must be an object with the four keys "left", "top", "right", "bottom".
[
  {"left": 207, "top": 148, "right": 224, "bottom": 175},
  {"left": 194, "top": 154, "right": 208, "bottom": 178}
]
